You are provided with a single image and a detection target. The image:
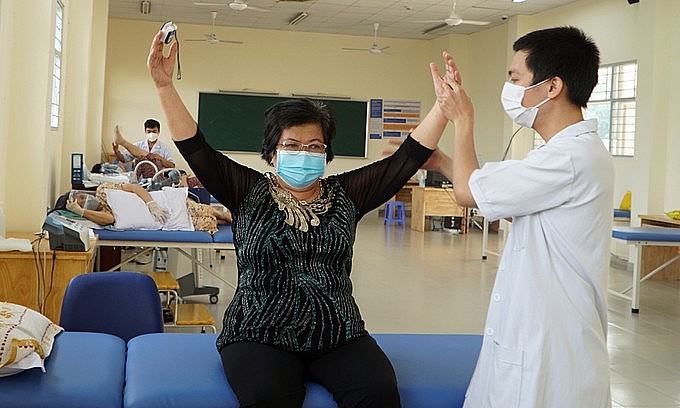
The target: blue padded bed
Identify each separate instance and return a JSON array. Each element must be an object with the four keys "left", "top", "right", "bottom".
[
  {"left": 94, "top": 224, "right": 235, "bottom": 289},
  {"left": 0, "top": 332, "right": 126, "bottom": 408},
  {"left": 94, "top": 224, "right": 233, "bottom": 248},
  {"left": 124, "top": 333, "right": 482, "bottom": 408},
  {"left": 0, "top": 332, "right": 481, "bottom": 408},
  {"left": 610, "top": 226, "right": 680, "bottom": 312},
  {"left": 613, "top": 209, "right": 631, "bottom": 220}
]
